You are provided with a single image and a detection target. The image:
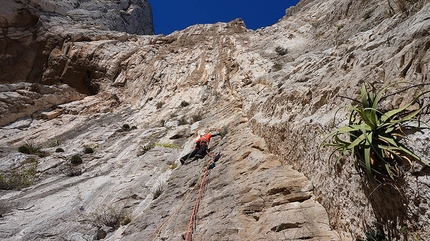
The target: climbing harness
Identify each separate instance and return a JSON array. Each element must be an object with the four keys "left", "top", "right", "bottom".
[{"left": 185, "top": 153, "right": 218, "bottom": 241}]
